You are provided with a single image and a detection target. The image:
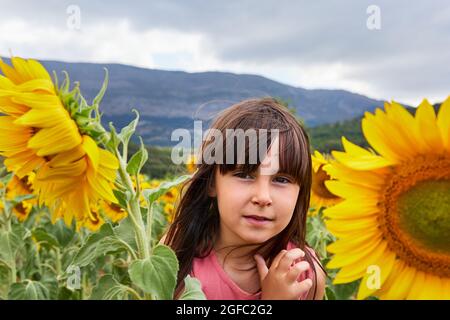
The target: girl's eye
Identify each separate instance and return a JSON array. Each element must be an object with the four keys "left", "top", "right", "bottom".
[
  {"left": 234, "top": 172, "right": 291, "bottom": 184},
  {"left": 274, "top": 176, "right": 291, "bottom": 184},
  {"left": 234, "top": 172, "right": 254, "bottom": 179}
]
